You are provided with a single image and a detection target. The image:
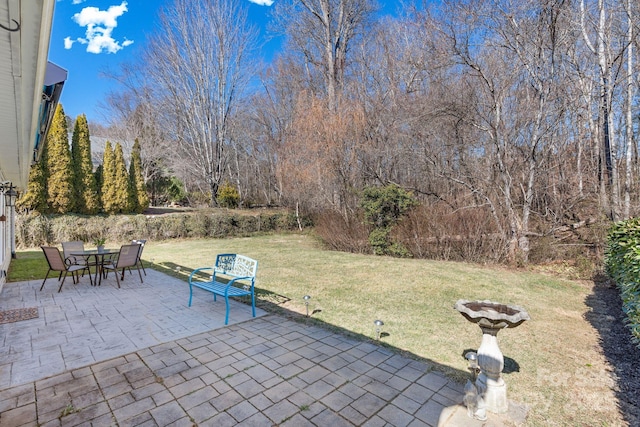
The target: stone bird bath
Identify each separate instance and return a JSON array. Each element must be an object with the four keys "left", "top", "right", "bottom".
[{"left": 455, "top": 299, "right": 530, "bottom": 415}]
